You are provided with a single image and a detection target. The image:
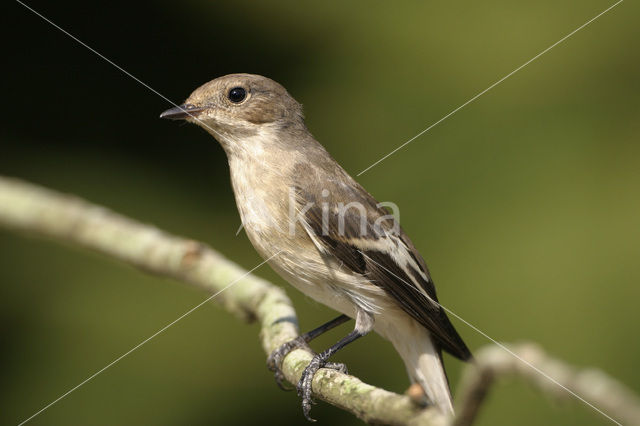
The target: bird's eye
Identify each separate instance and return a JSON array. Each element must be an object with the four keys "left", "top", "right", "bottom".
[{"left": 228, "top": 87, "right": 247, "bottom": 103}]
